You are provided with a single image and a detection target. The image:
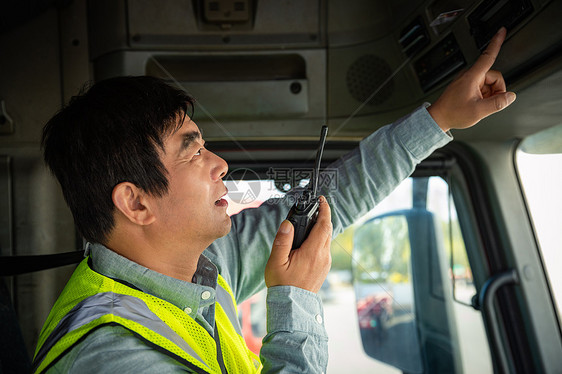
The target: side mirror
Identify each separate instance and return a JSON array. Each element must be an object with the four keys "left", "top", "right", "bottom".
[{"left": 353, "top": 208, "right": 460, "bottom": 373}]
